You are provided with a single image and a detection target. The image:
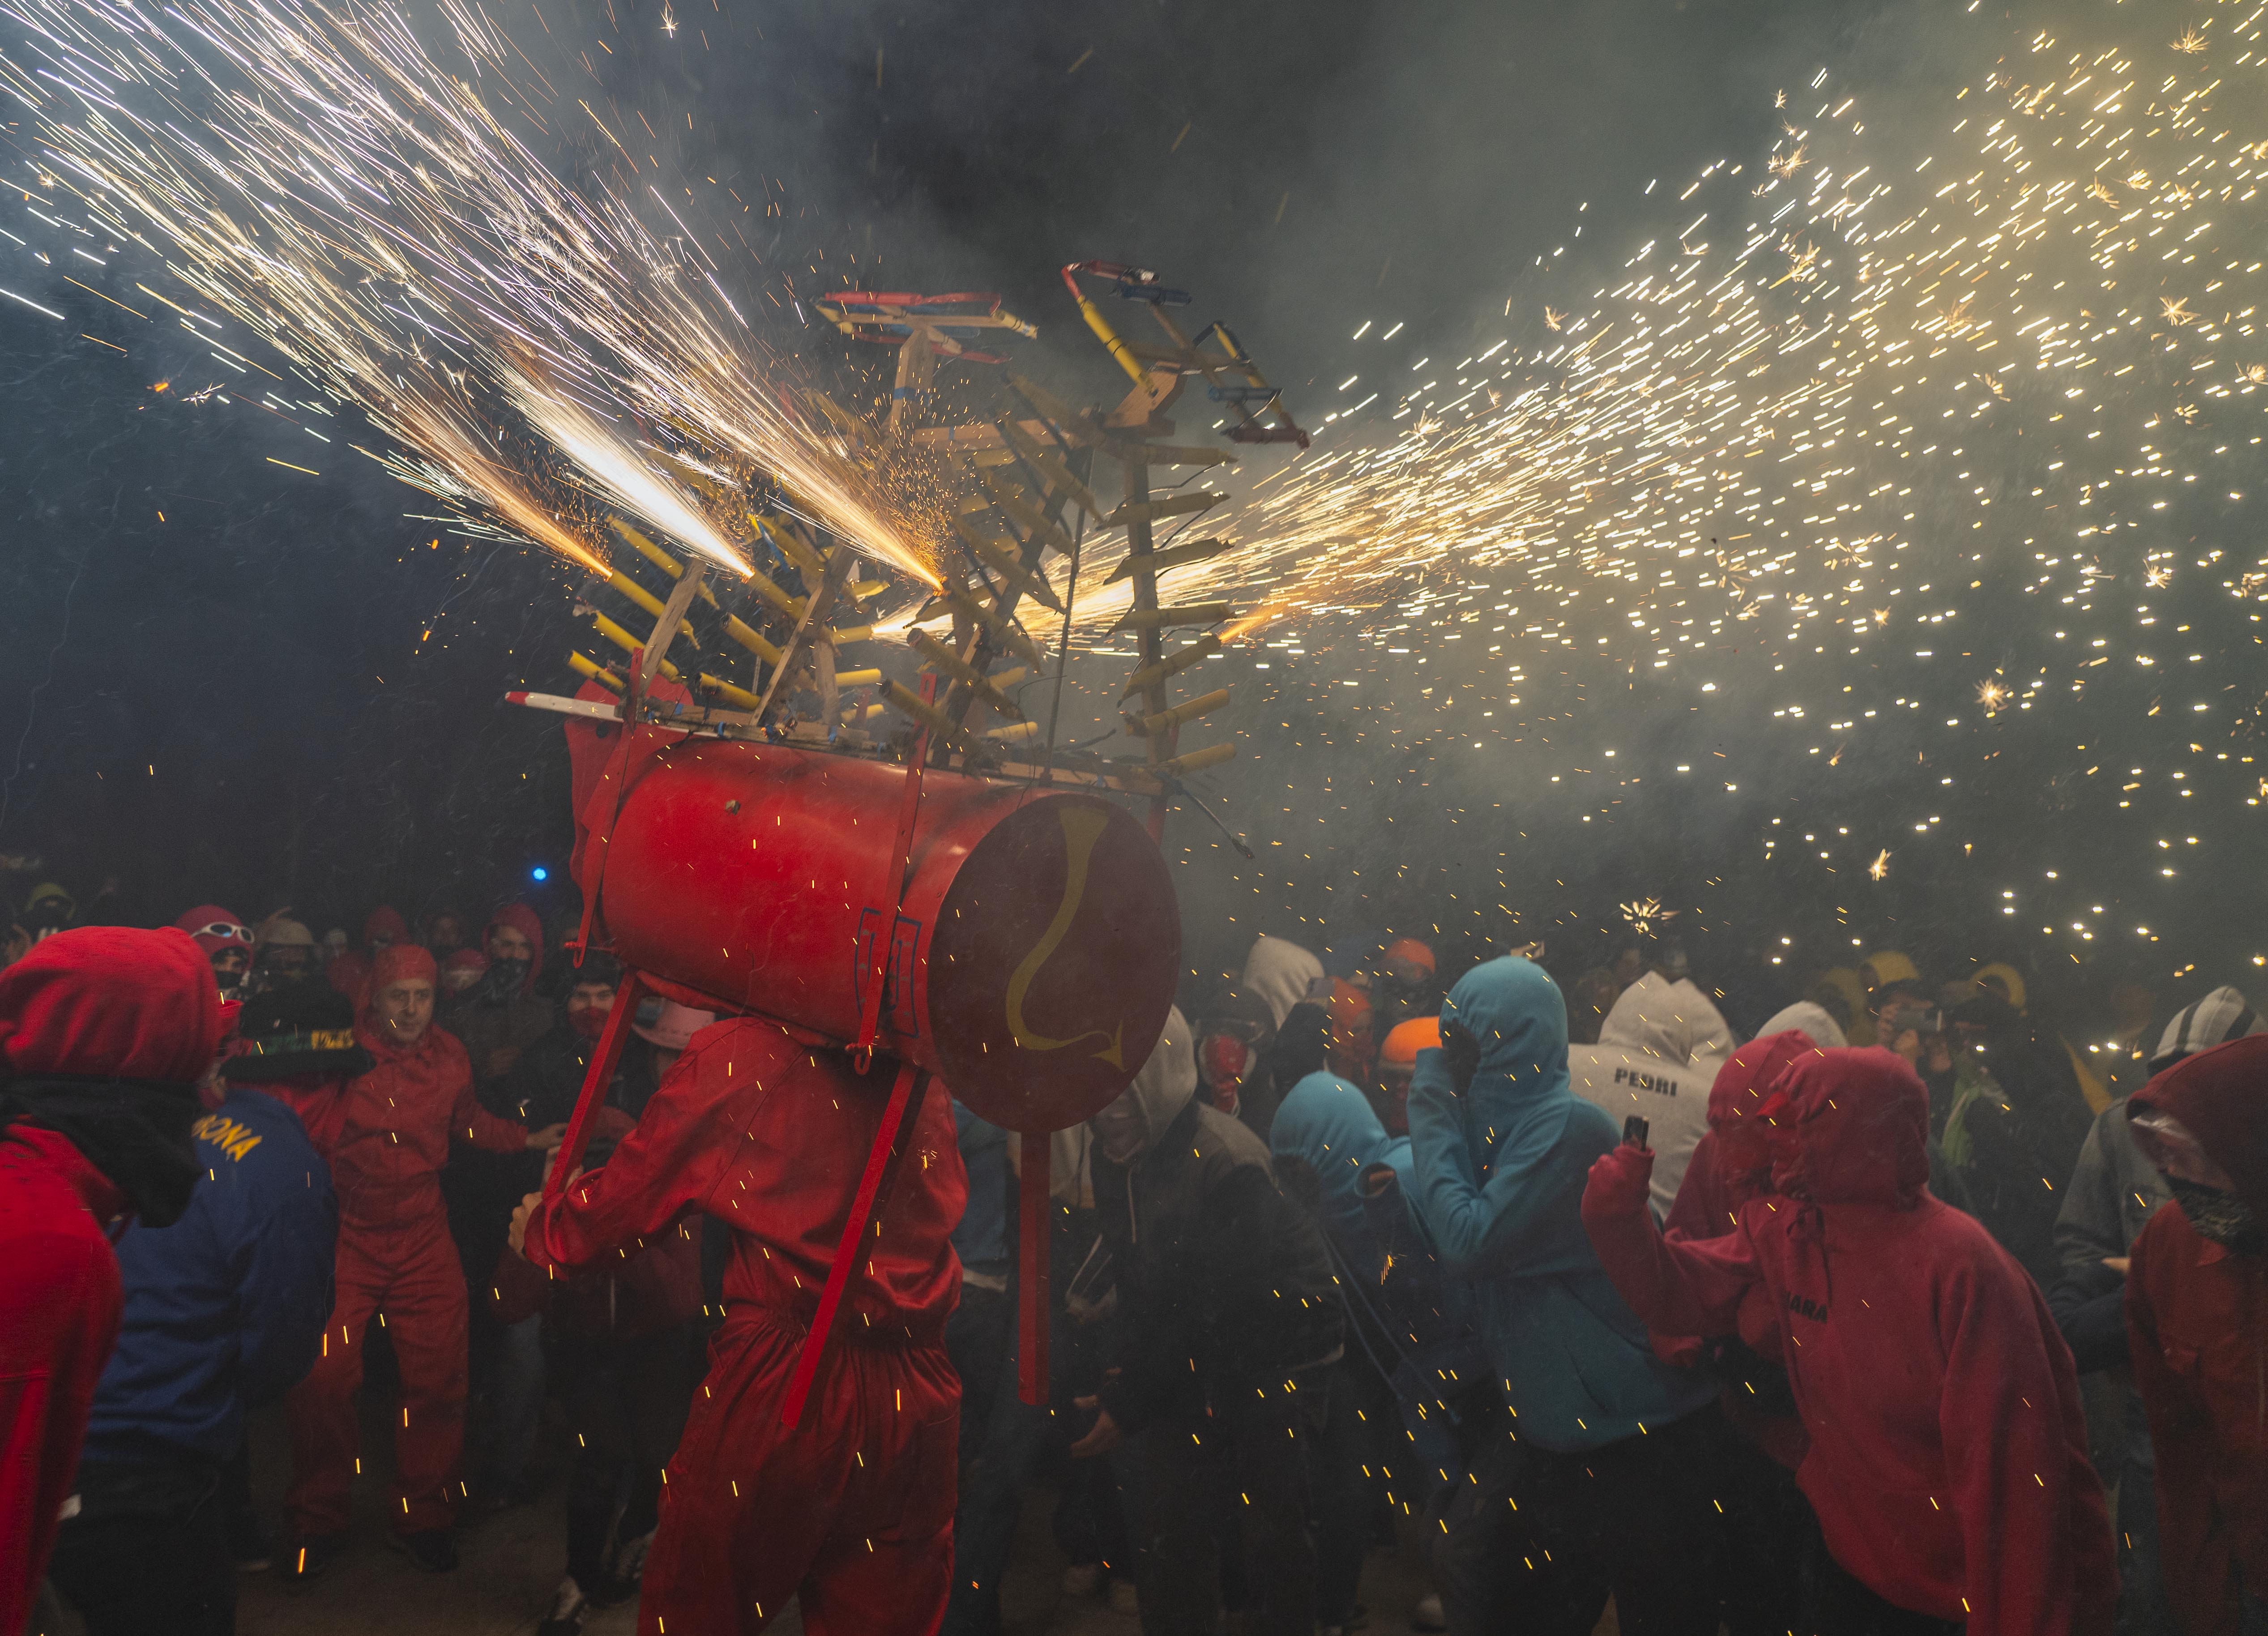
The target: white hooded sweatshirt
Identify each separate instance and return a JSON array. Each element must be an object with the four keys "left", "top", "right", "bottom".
[
  {"left": 1566, "top": 973, "right": 1730, "bottom": 1221},
  {"left": 1754, "top": 1000, "right": 1848, "bottom": 1051},
  {"left": 1241, "top": 935, "right": 1326, "bottom": 1030}
]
